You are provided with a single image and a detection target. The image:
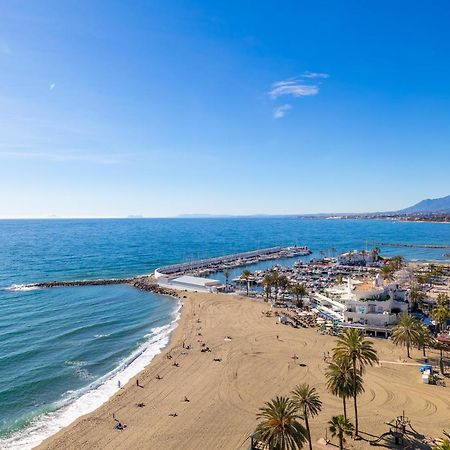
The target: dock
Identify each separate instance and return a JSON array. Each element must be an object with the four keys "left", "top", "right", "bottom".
[{"left": 375, "top": 242, "right": 450, "bottom": 249}]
